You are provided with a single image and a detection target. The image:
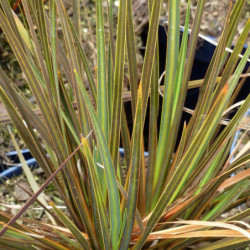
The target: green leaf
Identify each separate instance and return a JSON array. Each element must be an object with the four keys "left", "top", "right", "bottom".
[
  {"left": 152, "top": 1, "right": 190, "bottom": 206},
  {"left": 214, "top": 18, "right": 250, "bottom": 100},
  {"left": 51, "top": 202, "right": 90, "bottom": 250},
  {"left": 74, "top": 70, "right": 121, "bottom": 249},
  {"left": 96, "top": 0, "right": 108, "bottom": 140},
  {"left": 199, "top": 238, "right": 250, "bottom": 250},
  {"left": 120, "top": 84, "right": 143, "bottom": 249},
  {"left": 140, "top": 0, "right": 162, "bottom": 119},
  {"left": 34, "top": 0, "right": 57, "bottom": 111},
  {"left": 56, "top": 0, "right": 91, "bottom": 141},
  {"left": 110, "top": 0, "right": 127, "bottom": 168},
  {"left": 67, "top": 14, "right": 96, "bottom": 102},
  {"left": 203, "top": 180, "right": 249, "bottom": 221},
  {"left": 172, "top": 2, "right": 190, "bottom": 121},
  {"left": 81, "top": 137, "right": 111, "bottom": 249},
  {"left": 126, "top": 0, "right": 138, "bottom": 117},
  {"left": 54, "top": 229, "right": 82, "bottom": 250},
  {"left": 145, "top": 0, "right": 160, "bottom": 213},
  {"left": 153, "top": 0, "right": 180, "bottom": 194},
  {"left": 186, "top": 5, "right": 234, "bottom": 142}
]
